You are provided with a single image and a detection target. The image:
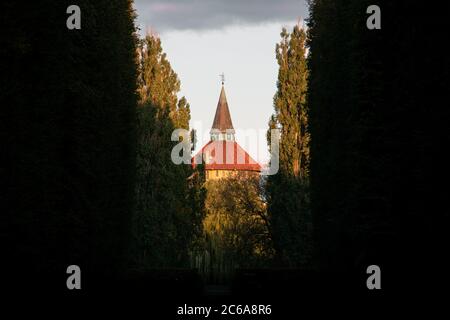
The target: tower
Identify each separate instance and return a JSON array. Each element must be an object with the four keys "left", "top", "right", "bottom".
[{"left": 193, "top": 82, "right": 261, "bottom": 181}]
